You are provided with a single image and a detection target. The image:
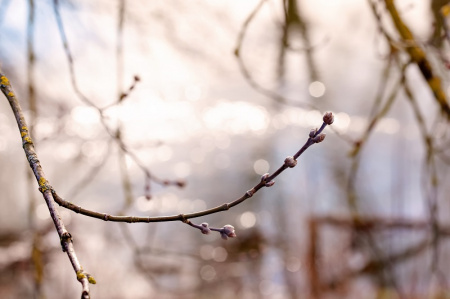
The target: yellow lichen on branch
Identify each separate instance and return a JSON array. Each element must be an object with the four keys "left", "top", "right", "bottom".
[
  {"left": 0, "top": 76, "right": 9, "bottom": 86},
  {"left": 38, "top": 177, "right": 50, "bottom": 192},
  {"left": 441, "top": 4, "right": 450, "bottom": 17},
  {"left": 23, "top": 136, "right": 33, "bottom": 144},
  {"left": 385, "top": 0, "right": 450, "bottom": 119},
  {"left": 76, "top": 270, "right": 86, "bottom": 281}
]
